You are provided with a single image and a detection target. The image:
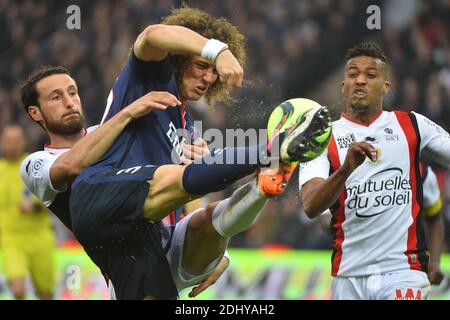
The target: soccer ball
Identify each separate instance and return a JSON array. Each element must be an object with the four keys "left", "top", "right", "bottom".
[{"left": 267, "top": 98, "right": 332, "bottom": 163}]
